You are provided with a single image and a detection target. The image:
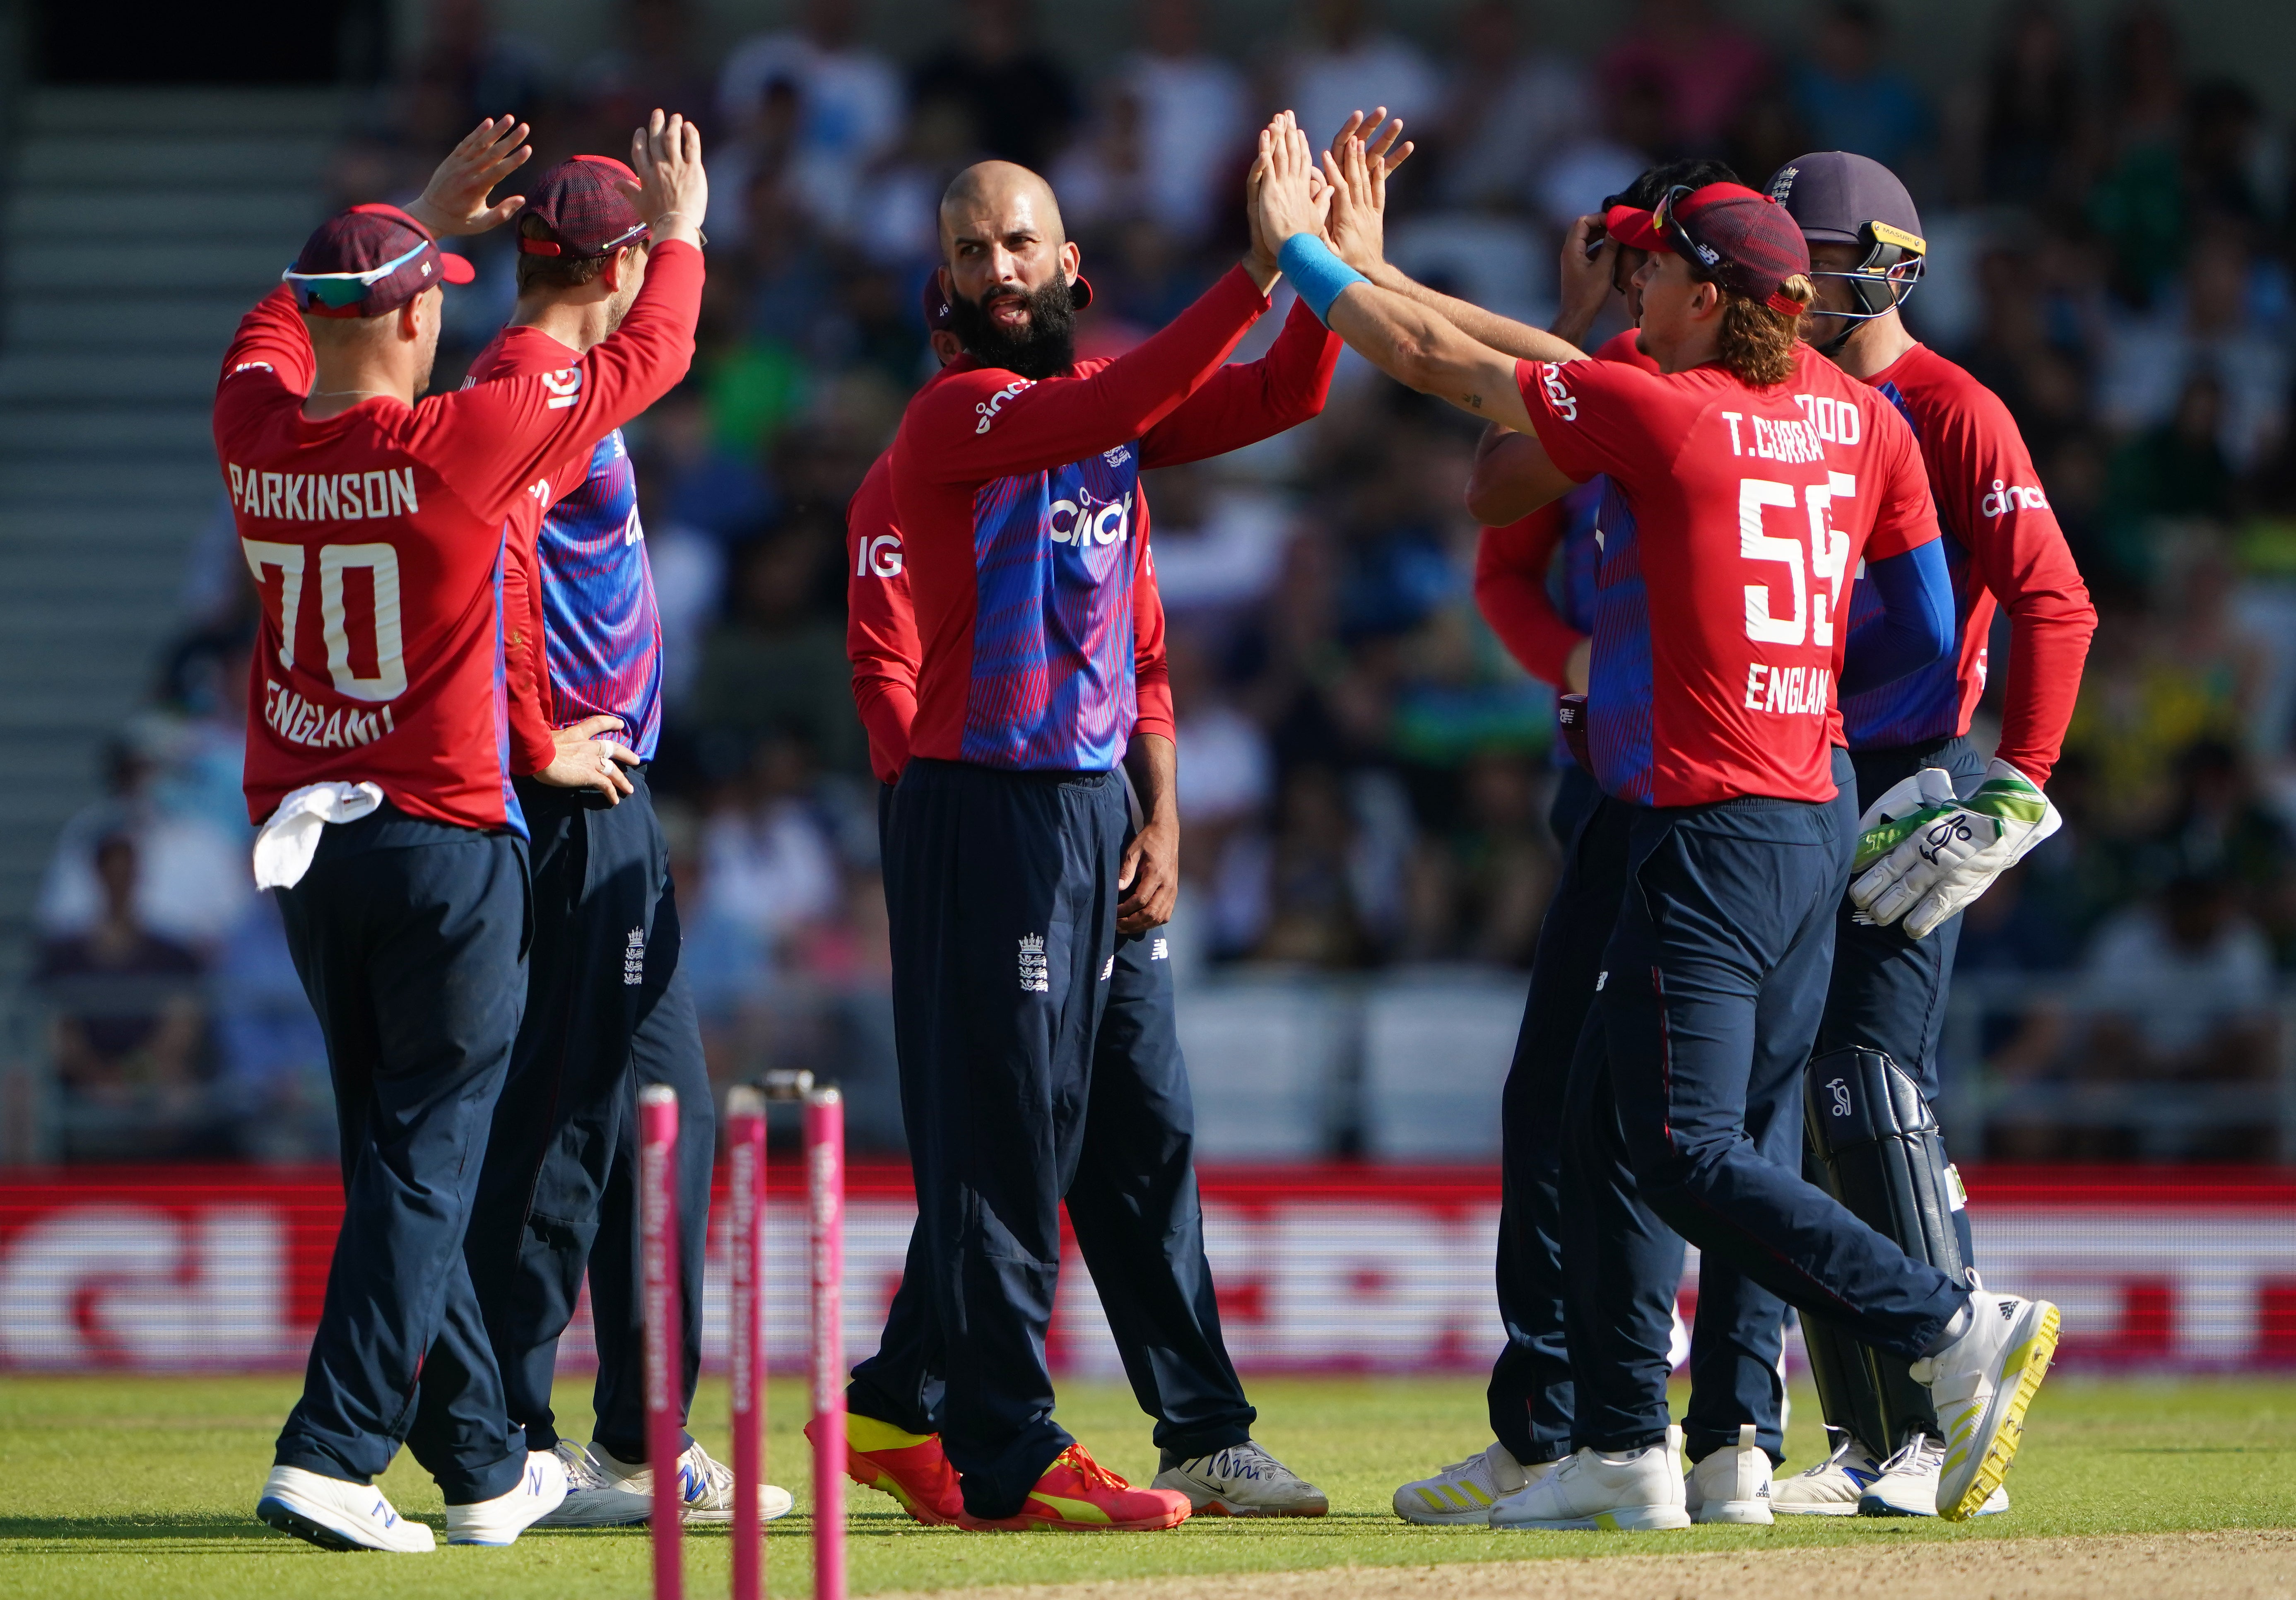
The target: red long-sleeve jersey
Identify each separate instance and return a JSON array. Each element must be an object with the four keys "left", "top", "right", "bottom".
[
  {"left": 849, "top": 293, "right": 1339, "bottom": 783},
  {"left": 1844, "top": 343, "right": 2096, "bottom": 784},
  {"left": 1472, "top": 331, "right": 1656, "bottom": 687},
  {"left": 217, "top": 241, "right": 702, "bottom": 831},
  {"left": 888, "top": 265, "right": 1282, "bottom": 772}
]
